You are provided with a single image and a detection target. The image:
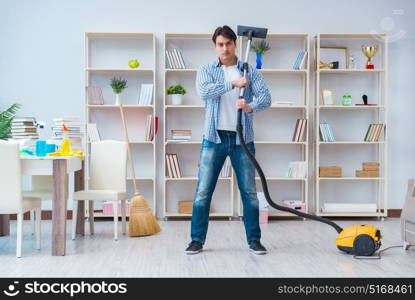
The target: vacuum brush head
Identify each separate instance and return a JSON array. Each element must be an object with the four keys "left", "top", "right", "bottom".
[{"left": 237, "top": 25, "right": 268, "bottom": 39}]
